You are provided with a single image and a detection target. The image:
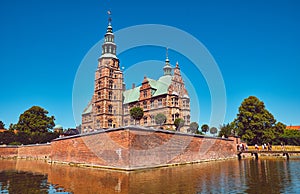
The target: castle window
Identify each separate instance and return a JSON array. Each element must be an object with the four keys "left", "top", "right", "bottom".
[
  {"left": 172, "top": 97, "right": 179, "bottom": 106},
  {"left": 158, "top": 99, "right": 162, "bottom": 107},
  {"left": 108, "top": 105, "right": 113, "bottom": 114},
  {"left": 151, "top": 115, "right": 155, "bottom": 125},
  {"left": 98, "top": 92, "right": 101, "bottom": 99},
  {"left": 109, "top": 69, "right": 113, "bottom": 77},
  {"left": 130, "top": 118, "right": 134, "bottom": 125},
  {"left": 143, "top": 90, "right": 147, "bottom": 98},
  {"left": 124, "top": 105, "right": 128, "bottom": 113},
  {"left": 143, "top": 116, "right": 147, "bottom": 125},
  {"left": 124, "top": 120, "right": 128, "bottom": 126},
  {"left": 187, "top": 115, "right": 190, "bottom": 124},
  {"left": 114, "top": 84, "right": 117, "bottom": 89},
  {"left": 97, "top": 106, "right": 100, "bottom": 113},
  {"left": 99, "top": 69, "right": 102, "bottom": 77},
  {"left": 114, "top": 95, "right": 116, "bottom": 100},
  {"left": 108, "top": 119, "right": 113, "bottom": 128},
  {"left": 109, "top": 92, "right": 112, "bottom": 100},
  {"left": 143, "top": 101, "right": 147, "bottom": 109},
  {"left": 150, "top": 100, "right": 154, "bottom": 108},
  {"left": 172, "top": 114, "right": 179, "bottom": 122},
  {"left": 109, "top": 80, "right": 113, "bottom": 89},
  {"left": 96, "top": 119, "right": 100, "bottom": 129}
]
